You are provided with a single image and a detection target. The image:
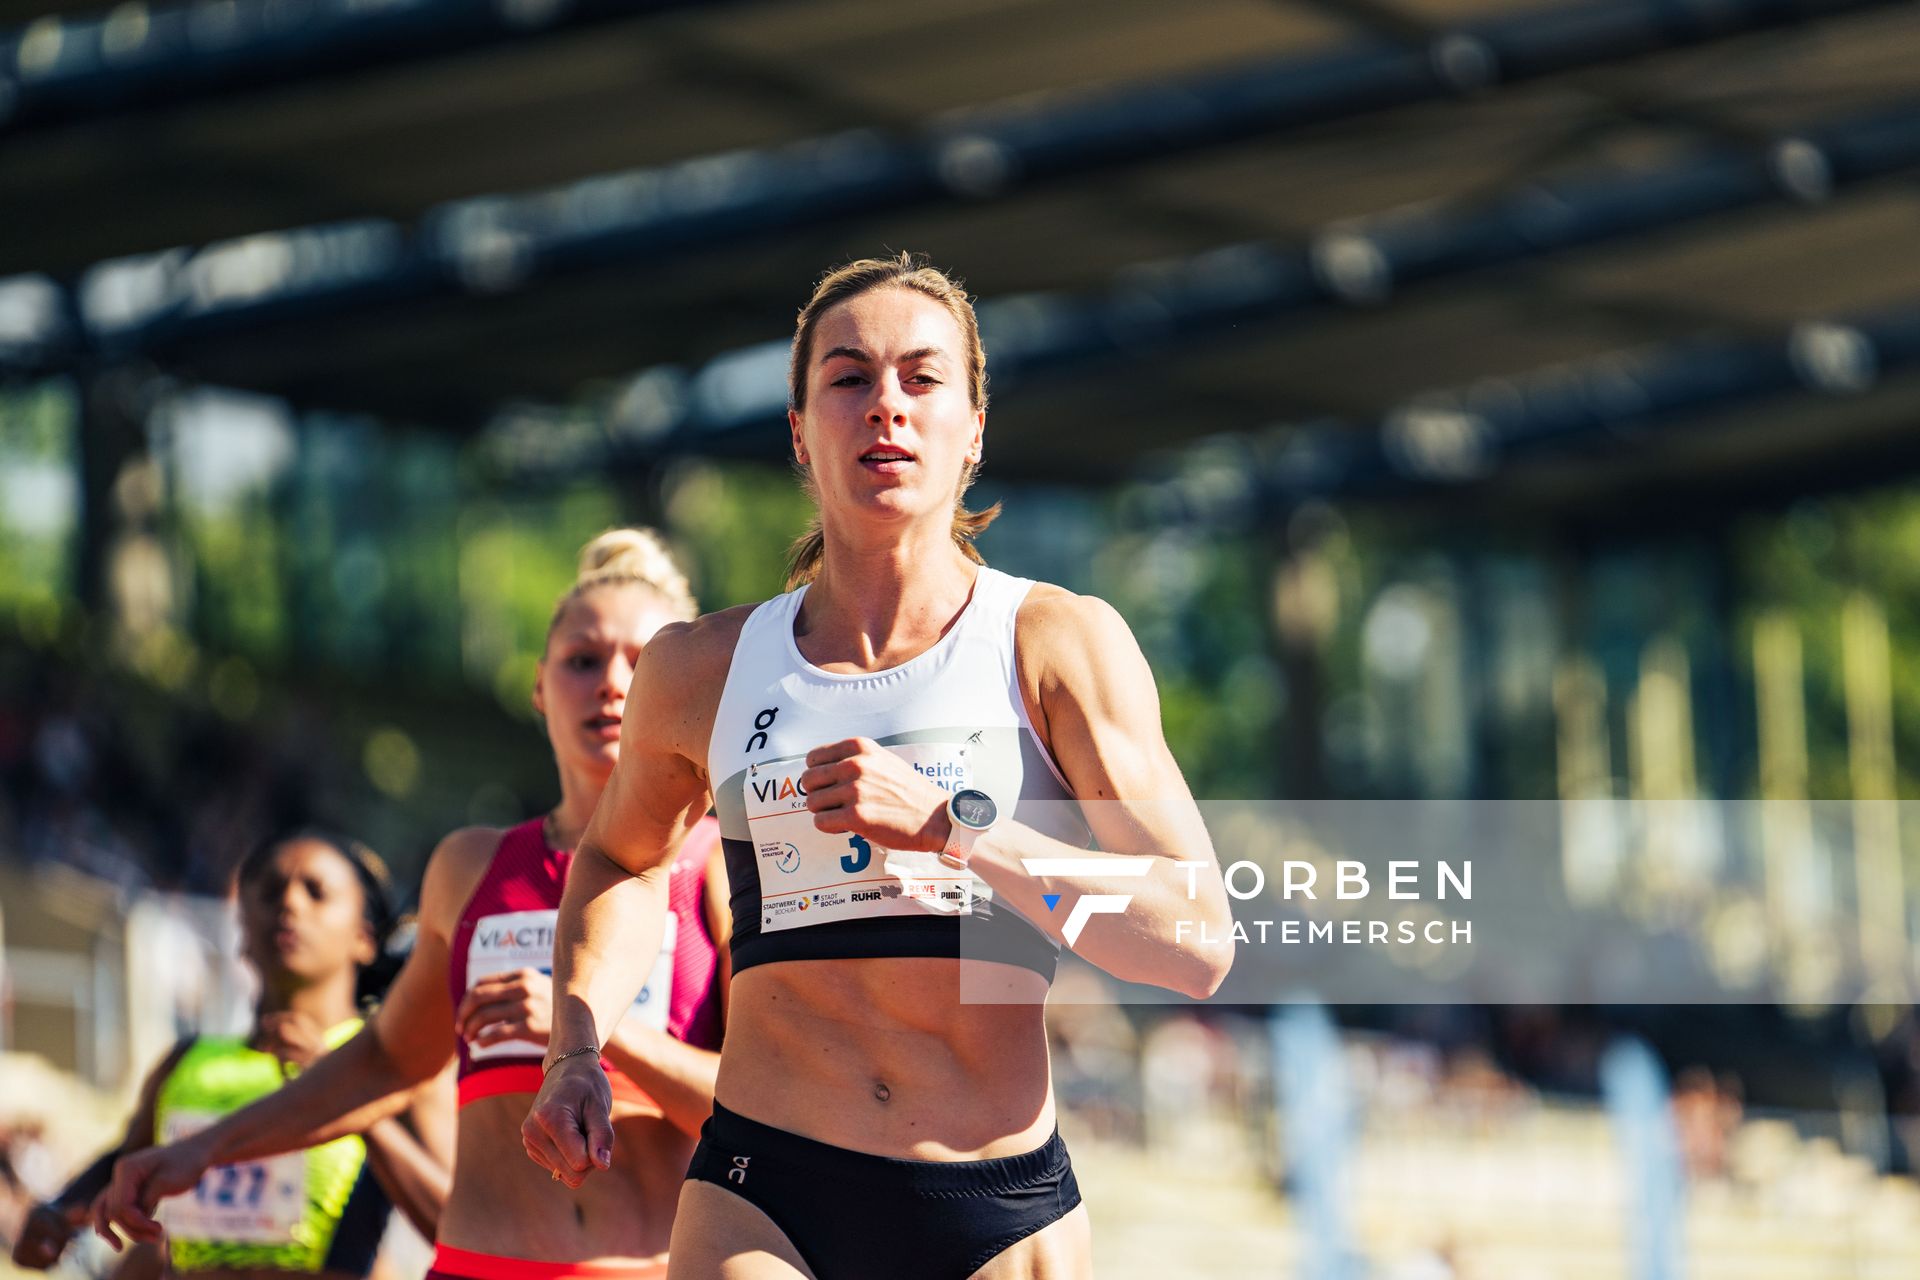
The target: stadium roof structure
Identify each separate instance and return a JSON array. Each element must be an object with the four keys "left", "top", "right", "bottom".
[{"left": 7, "top": 0, "right": 1920, "bottom": 515}]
